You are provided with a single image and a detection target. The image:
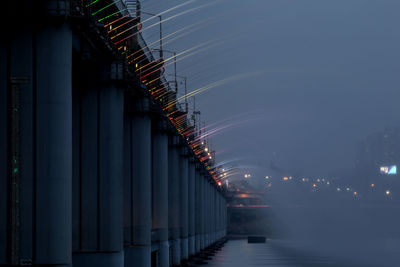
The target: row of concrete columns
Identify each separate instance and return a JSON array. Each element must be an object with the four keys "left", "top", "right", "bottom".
[{"left": 0, "top": 16, "right": 227, "bottom": 267}]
